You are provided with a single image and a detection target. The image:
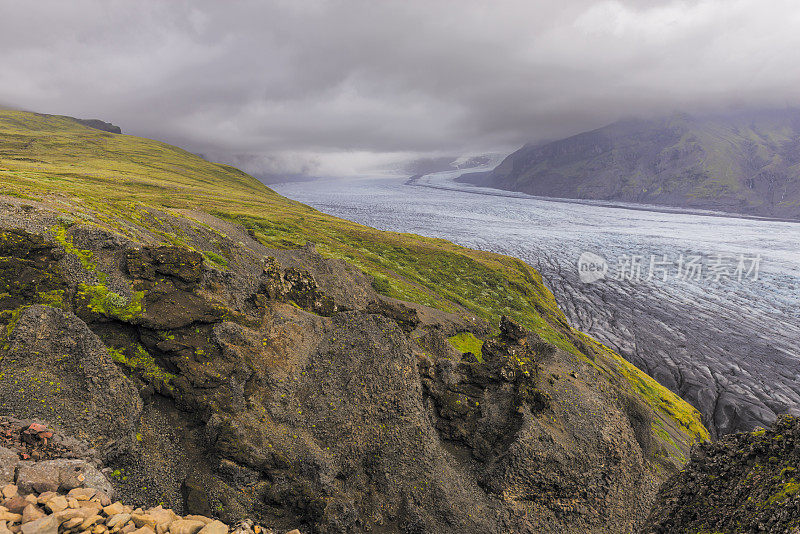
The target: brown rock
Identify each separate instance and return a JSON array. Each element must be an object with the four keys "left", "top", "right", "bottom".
[
  {"left": 132, "top": 527, "right": 155, "bottom": 534},
  {"left": 184, "top": 516, "right": 212, "bottom": 525},
  {"left": 103, "top": 502, "right": 125, "bottom": 516},
  {"left": 144, "top": 507, "right": 179, "bottom": 533},
  {"left": 54, "top": 508, "right": 92, "bottom": 522},
  {"left": 92, "top": 491, "right": 112, "bottom": 507},
  {"left": 68, "top": 488, "right": 97, "bottom": 501},
  {"left": 0, "top": 512, "right": 21, "bottom": 524},
  {"left": 20, "top": 514, "right": 58, "bottom": 534},
  {"left": 80, "top": 501, "right": 104, "bottom": 515},
  {"left": 15, "top": 462, "right": 58, "bottom": 494},
  {"left": 63, "top": 517, "right": 84, "bottom": 529},
  {"left": 36, "top": 492, "right": 57, "bottom": 505},
  {"left": 44, "top": 495, "right": 68, "bottom": 513},
  {"left": 81, "top": 514, "right": 103, "bottom": 529},
  {"left": 168, "top": 519, "right": 206, "bottom": 534},
  {"left": 0, "top": 487, "right": 16, "bottom": 500},
  {"left": 131, "top": 514, "right": 157, "bottom": 530},
  {"left": 107, "top": 513, "right": 132, "bottom": 529},
  {"left": 3, "top": 497, "right": 27, "bottom": 515},
  {"left": 20, "top": 505, "right": 44, "bottom": 524},
  {"left": 197, "top": 521, "right": 227, "bottom": 534}
]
